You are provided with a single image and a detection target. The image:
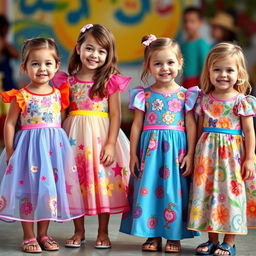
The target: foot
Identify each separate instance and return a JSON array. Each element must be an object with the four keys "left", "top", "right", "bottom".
[
  {"left": 22, "top": 238, "right": 42, "bottom": 253},
  {"left": 196, "top": 240, "right": 219, "bottom": 255},
  {"left": 95, "top": 234, "right": 111, "bottom": 249},
  {"left": 38, "top": 236, "right": 59, "bottom": 251},
  {"left": 65, "top": 232, "right": 85, "bottom": 247},
  {"left": 142, "top": 237, "right": 162, "bottom": 252},
  {"left": 165, "top": 240, "right": 181, "bottom": 253},
  {"left": 214, "top": 242, "right": 236, "bottom": 256}
]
